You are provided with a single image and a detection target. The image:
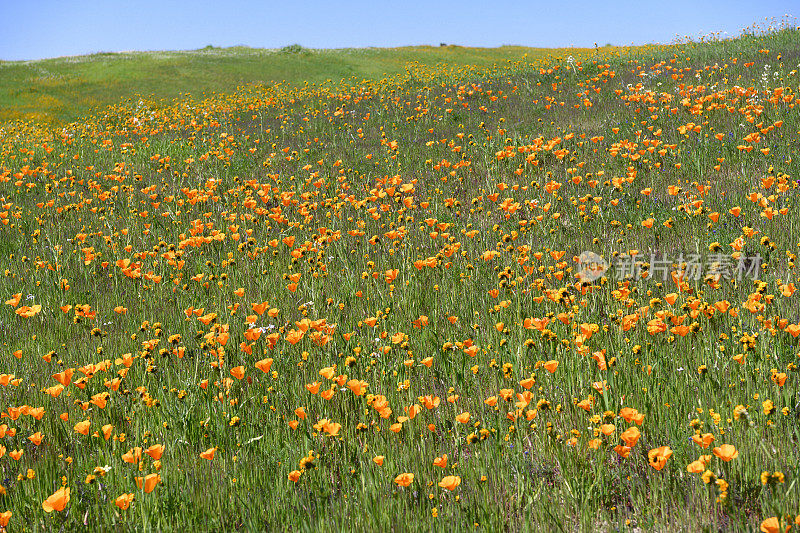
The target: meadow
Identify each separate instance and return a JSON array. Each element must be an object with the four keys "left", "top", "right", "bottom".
[
  {"left": 1, "top": 19, "right": 800, "bottom": 532},
  {"left": 0, "top": 43, "right": 595, "bottom": 126}
]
